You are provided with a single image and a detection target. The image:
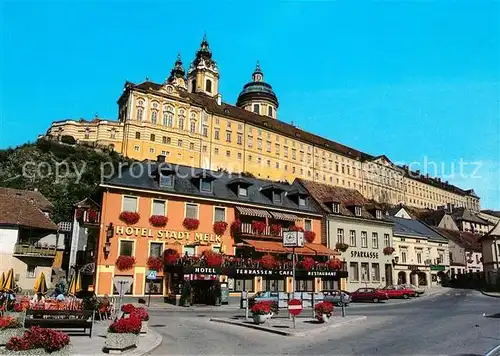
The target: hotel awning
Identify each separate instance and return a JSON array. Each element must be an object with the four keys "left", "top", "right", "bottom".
[
  {"left": 305, "top": 243, "right": 339, "bottom": 256},
  {"left": 269, "top": 211, "right": 300, "bottom": 221},
  {"left": 283, "top": 246, "right": 315, "bottom": 255},
  {"left": 241, "top": 239, "right": 288, "bottom": 253},
  {"left": 236, "top": 206, "right": 271, "bottom": 218}
]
